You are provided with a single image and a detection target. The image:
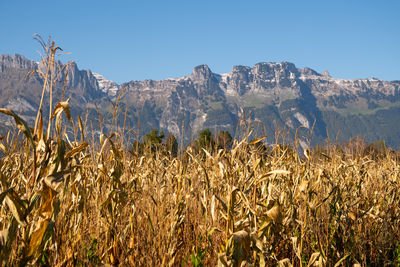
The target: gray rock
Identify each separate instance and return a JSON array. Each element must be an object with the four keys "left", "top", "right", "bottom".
[{"left": 1, "top": 53, "right": 399, "bottom": 148}]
